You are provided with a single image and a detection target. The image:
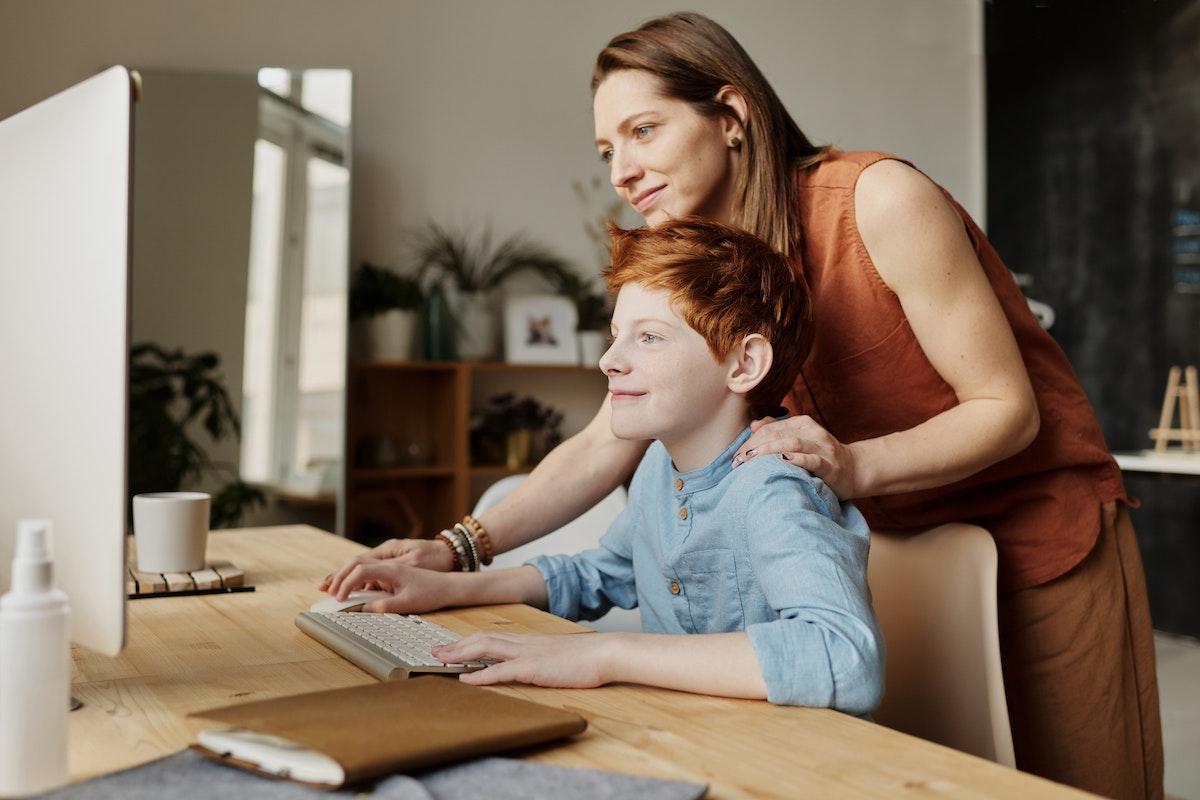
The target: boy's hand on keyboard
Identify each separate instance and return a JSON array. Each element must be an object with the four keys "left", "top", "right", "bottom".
[
  {"left": 433, "top": 632, "right": 615, "bottom": 689},
  {"left": 318, "top": 538, "right": 455, "bottom": 592},
  {"left": 326, "top": 561, "right": 453, "bottom": 614}
]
